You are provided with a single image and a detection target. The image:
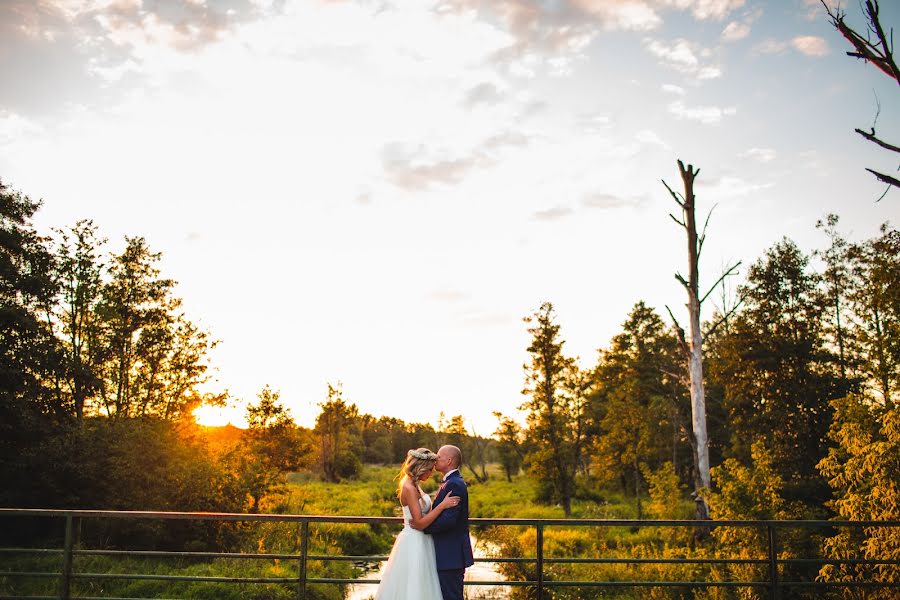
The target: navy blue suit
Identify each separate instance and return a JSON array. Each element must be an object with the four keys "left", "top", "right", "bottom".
[{"left": 424, "top": 470, "right": 474, "bottom": 600}]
